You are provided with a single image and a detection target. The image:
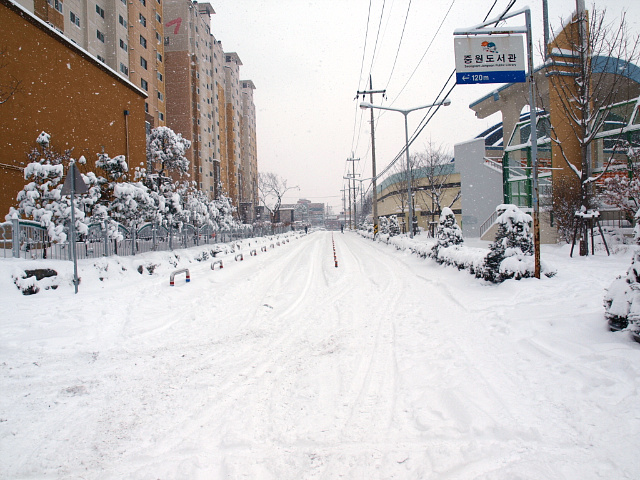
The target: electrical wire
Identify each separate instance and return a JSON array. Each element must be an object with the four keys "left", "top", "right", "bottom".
[
  {"left": 383, "top": 0, "right": 412, "bottom": 92},
  {"left": 366, "top": 0, "right": 387, "bottom": 79},
  {"left": 386, "top": 0, "right": 456, "bottom": 108},
  {"left": 351, "top": 0, "right": 507, "bottom": 202},
  {"left": 351, "top": 0, "right": 374, "bottom": 154},
  {"left": 366, "top": 0, "right": 507, "bottom": 188}
]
